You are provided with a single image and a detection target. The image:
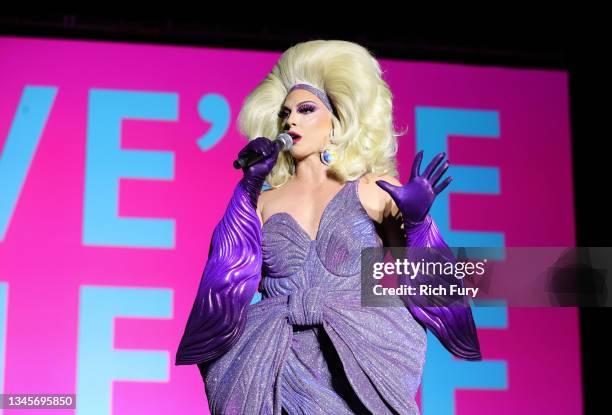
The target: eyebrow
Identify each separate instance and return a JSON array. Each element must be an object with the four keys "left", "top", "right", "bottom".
[{"left": 280, "top": 100, "right": 317, "bottom": 110}]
